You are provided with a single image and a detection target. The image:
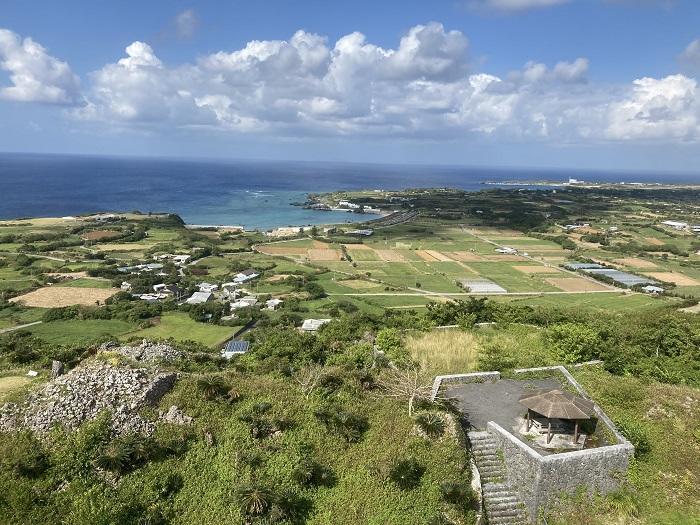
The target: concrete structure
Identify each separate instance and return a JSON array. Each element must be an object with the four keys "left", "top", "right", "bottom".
[
  {"left": 300, "top": 318, "right": 331, "bottom": 332},
  {"left": 433, "top": 366, "right": 634, "bottom": 524},
  {"left": 642, "top": 285, "right": 665, "bottom": 294}
]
